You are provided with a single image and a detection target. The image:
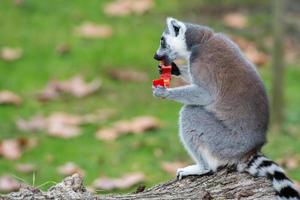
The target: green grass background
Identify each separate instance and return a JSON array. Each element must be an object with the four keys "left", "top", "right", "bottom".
[{"left": 0, "top": 0, "right": 299, "bottom": 194}]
